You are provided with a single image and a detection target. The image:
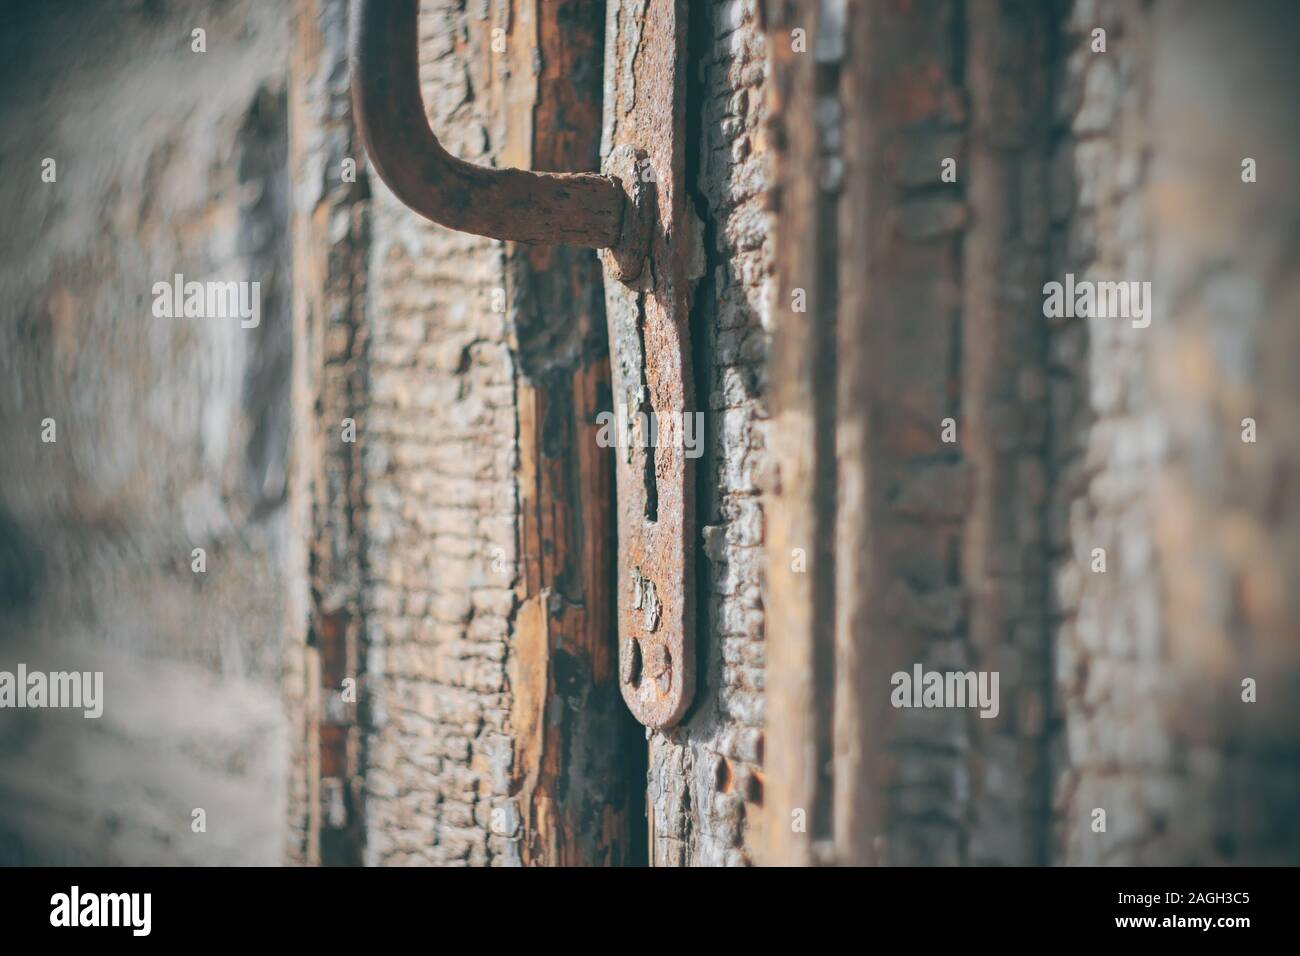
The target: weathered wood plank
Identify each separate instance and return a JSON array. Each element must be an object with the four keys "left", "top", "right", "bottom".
[
  {"left": 761, "top": 0, "right": 837, "bottom": 868},
  {"left": 505, "top": 0, "right": 639, "bottom": 866}
]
